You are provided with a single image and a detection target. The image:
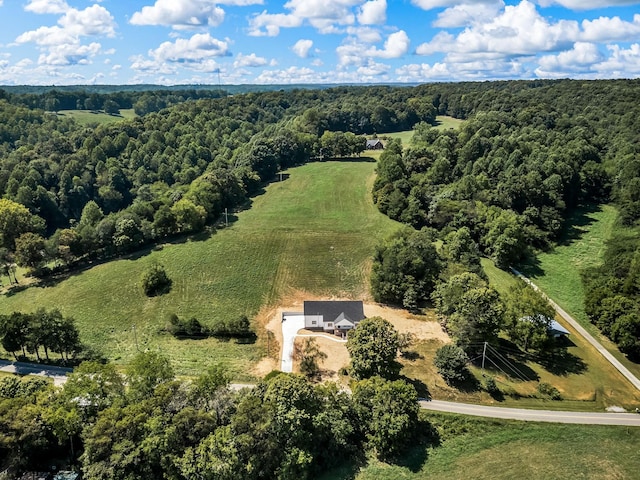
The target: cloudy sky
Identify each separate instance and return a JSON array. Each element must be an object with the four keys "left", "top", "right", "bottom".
[{"left": 0, "top": 0, "right": 639, "bottom": 85}]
